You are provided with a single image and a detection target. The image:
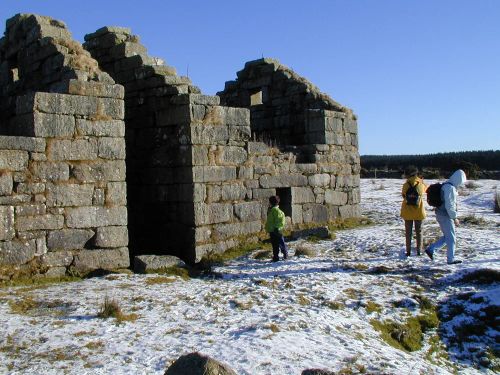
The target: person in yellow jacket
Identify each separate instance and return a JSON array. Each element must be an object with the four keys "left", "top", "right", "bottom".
[
  {"left": 265, "top": 195, "right": 288, "bottom": 262},
  {"left": 400, "top": 166, "right": 427, "bottom": 257}
]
